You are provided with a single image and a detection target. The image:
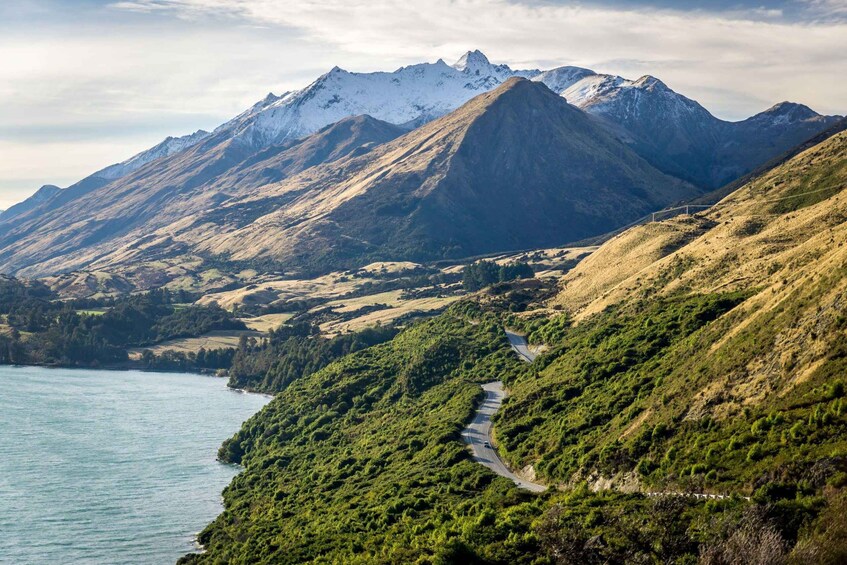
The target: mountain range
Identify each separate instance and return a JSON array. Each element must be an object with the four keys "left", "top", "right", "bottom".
[{"left": 0, "top": 51, "right": 840, "bottom": 281}]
